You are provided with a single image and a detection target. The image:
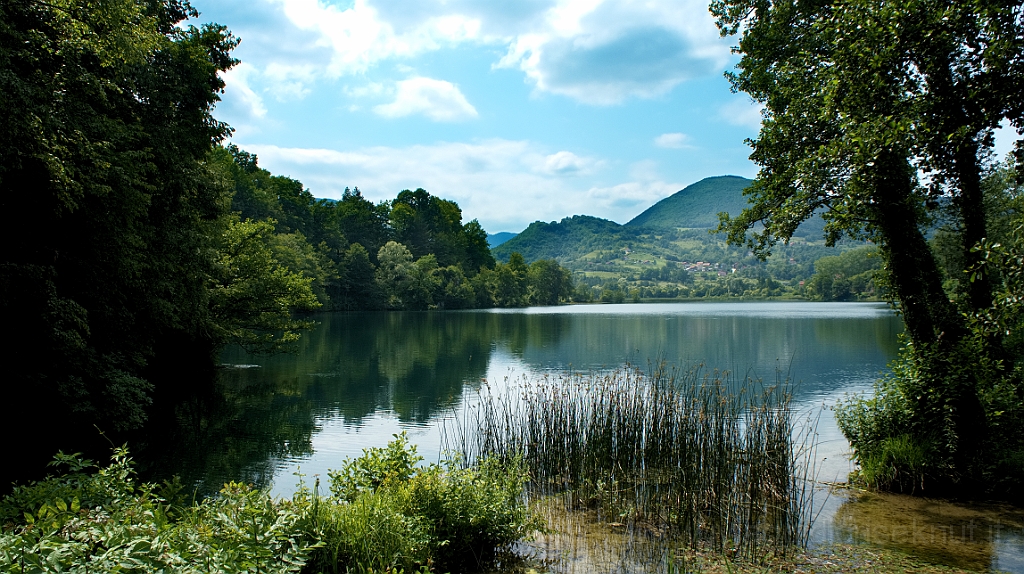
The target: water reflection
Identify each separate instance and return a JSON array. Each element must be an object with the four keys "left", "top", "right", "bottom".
[
  {"left": 131, "top": 302, "right": 1024, "bottom": 571},
  {"left": 138, "top": 303, "right": 901, "bottom": 495}
]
